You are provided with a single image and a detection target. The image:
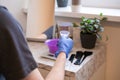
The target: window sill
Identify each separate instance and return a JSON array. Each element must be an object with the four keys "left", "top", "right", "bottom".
[
  {"left": 55, "top": 6, "right": 120, "bottom": 22},
  {"left": 23, "top": 6, "right": 120, "bottom": 22}
]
